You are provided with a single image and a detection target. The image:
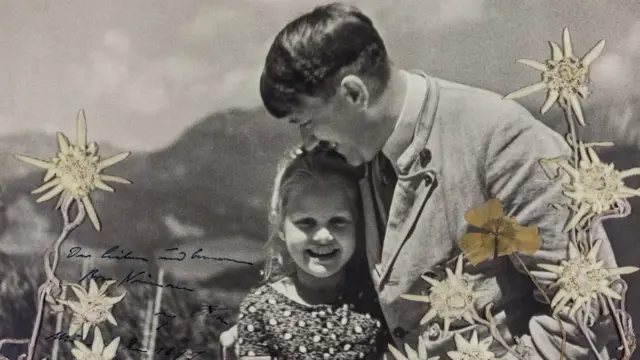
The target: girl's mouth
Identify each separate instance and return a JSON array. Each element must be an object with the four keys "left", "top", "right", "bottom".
[{"left": 306, "top": 247, "right": 340, "bottom": 259}]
